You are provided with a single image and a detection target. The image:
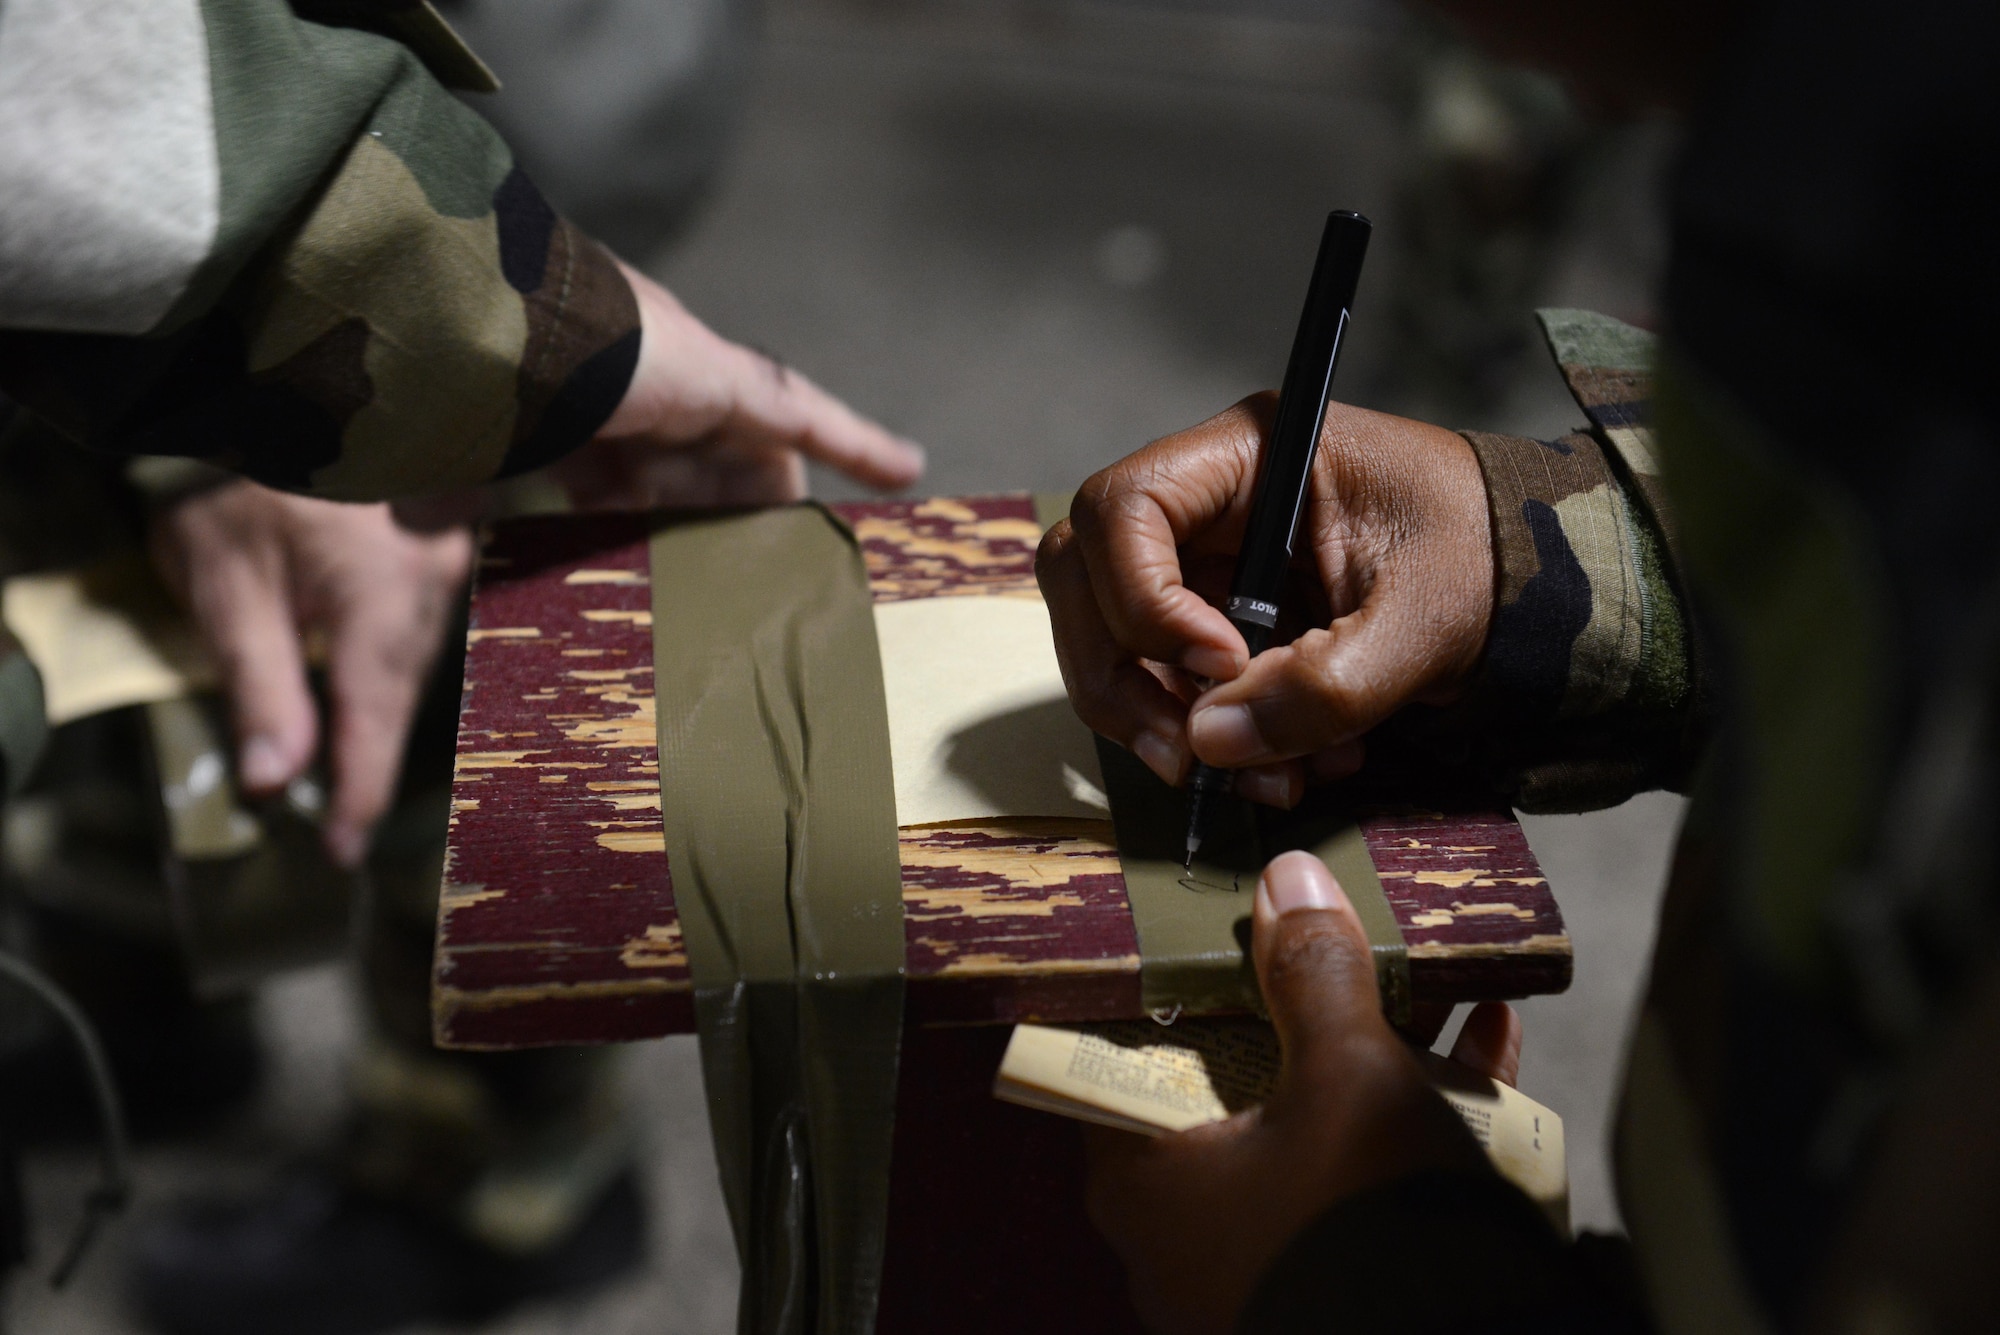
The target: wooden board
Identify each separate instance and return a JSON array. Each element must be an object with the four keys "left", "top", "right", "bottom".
[{"left": 435, "top": 498, "right": 1569, "bottom": 1049}]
